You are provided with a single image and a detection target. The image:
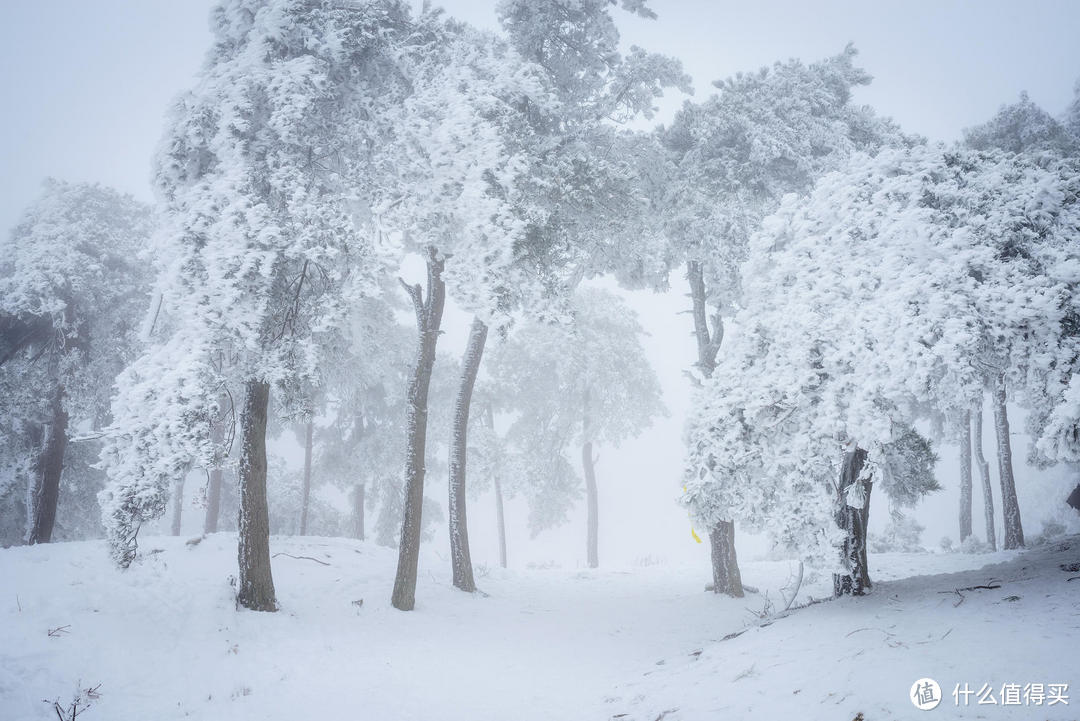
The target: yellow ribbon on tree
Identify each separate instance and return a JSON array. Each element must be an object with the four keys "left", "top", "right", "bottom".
[{"left": 683, "top": 485, "right": 703, "bottom": 543}]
